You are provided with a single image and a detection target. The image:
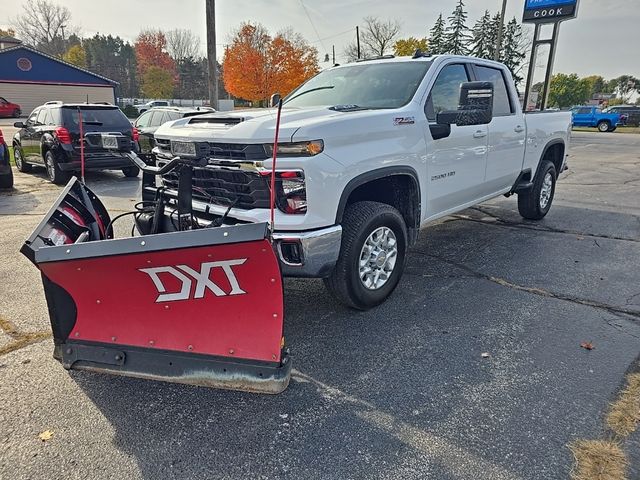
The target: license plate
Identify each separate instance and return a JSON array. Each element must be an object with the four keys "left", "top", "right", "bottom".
[
  {"left": 171, "top": 141, "right": 196, "bottom": 157},
  {"left": 101, "top": 135, "right": 119, "bottom": 149}
]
